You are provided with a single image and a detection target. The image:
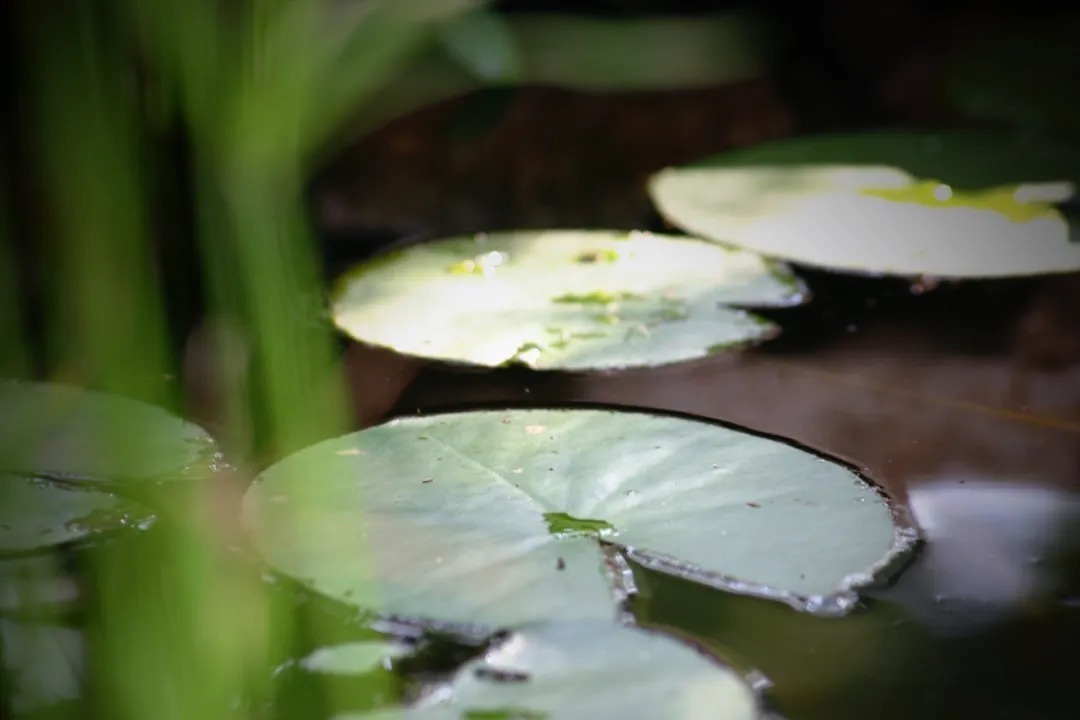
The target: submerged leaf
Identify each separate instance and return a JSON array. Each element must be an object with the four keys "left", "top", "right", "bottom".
[
  {"left": 243, "top": 409, "right": 909, "bottom": 628},
  {"left": 330, "top": 230, "right": 804, "bottom": 371},
  {"left": 274, "top": 640, "right": 409, "bottom": 718},
  {"left": 344, "top": 621, "right": 759, "bottom": 720}
]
